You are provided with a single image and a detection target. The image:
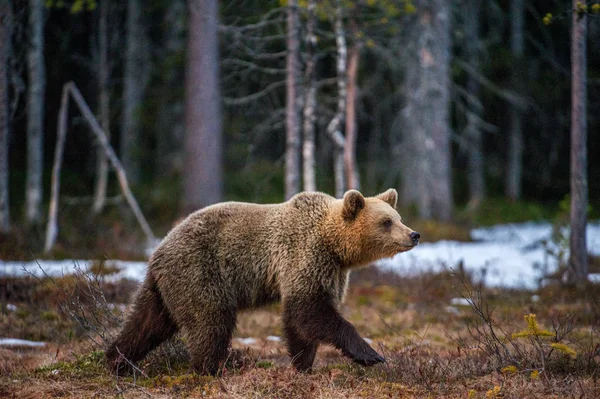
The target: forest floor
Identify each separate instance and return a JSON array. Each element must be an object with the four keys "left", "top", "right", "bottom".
[{"left": 1, "top": 266, "right": 599, "bottom": 399}]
